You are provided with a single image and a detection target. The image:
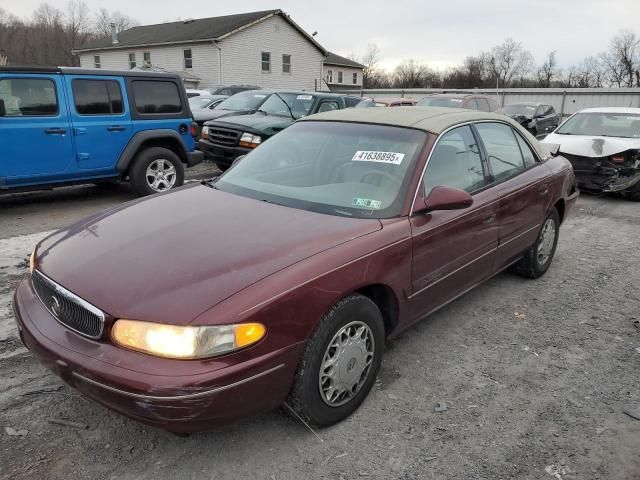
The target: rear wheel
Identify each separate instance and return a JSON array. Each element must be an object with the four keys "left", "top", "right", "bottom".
[
  {"left": 129, "top": 147, "right": 184, "bottom": 196},
  {"left": 512, "top": 208, "right": 560, "bottom": 279},
  {"left": 287, "top": 294, "right": 385, "bottom": 427}
]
